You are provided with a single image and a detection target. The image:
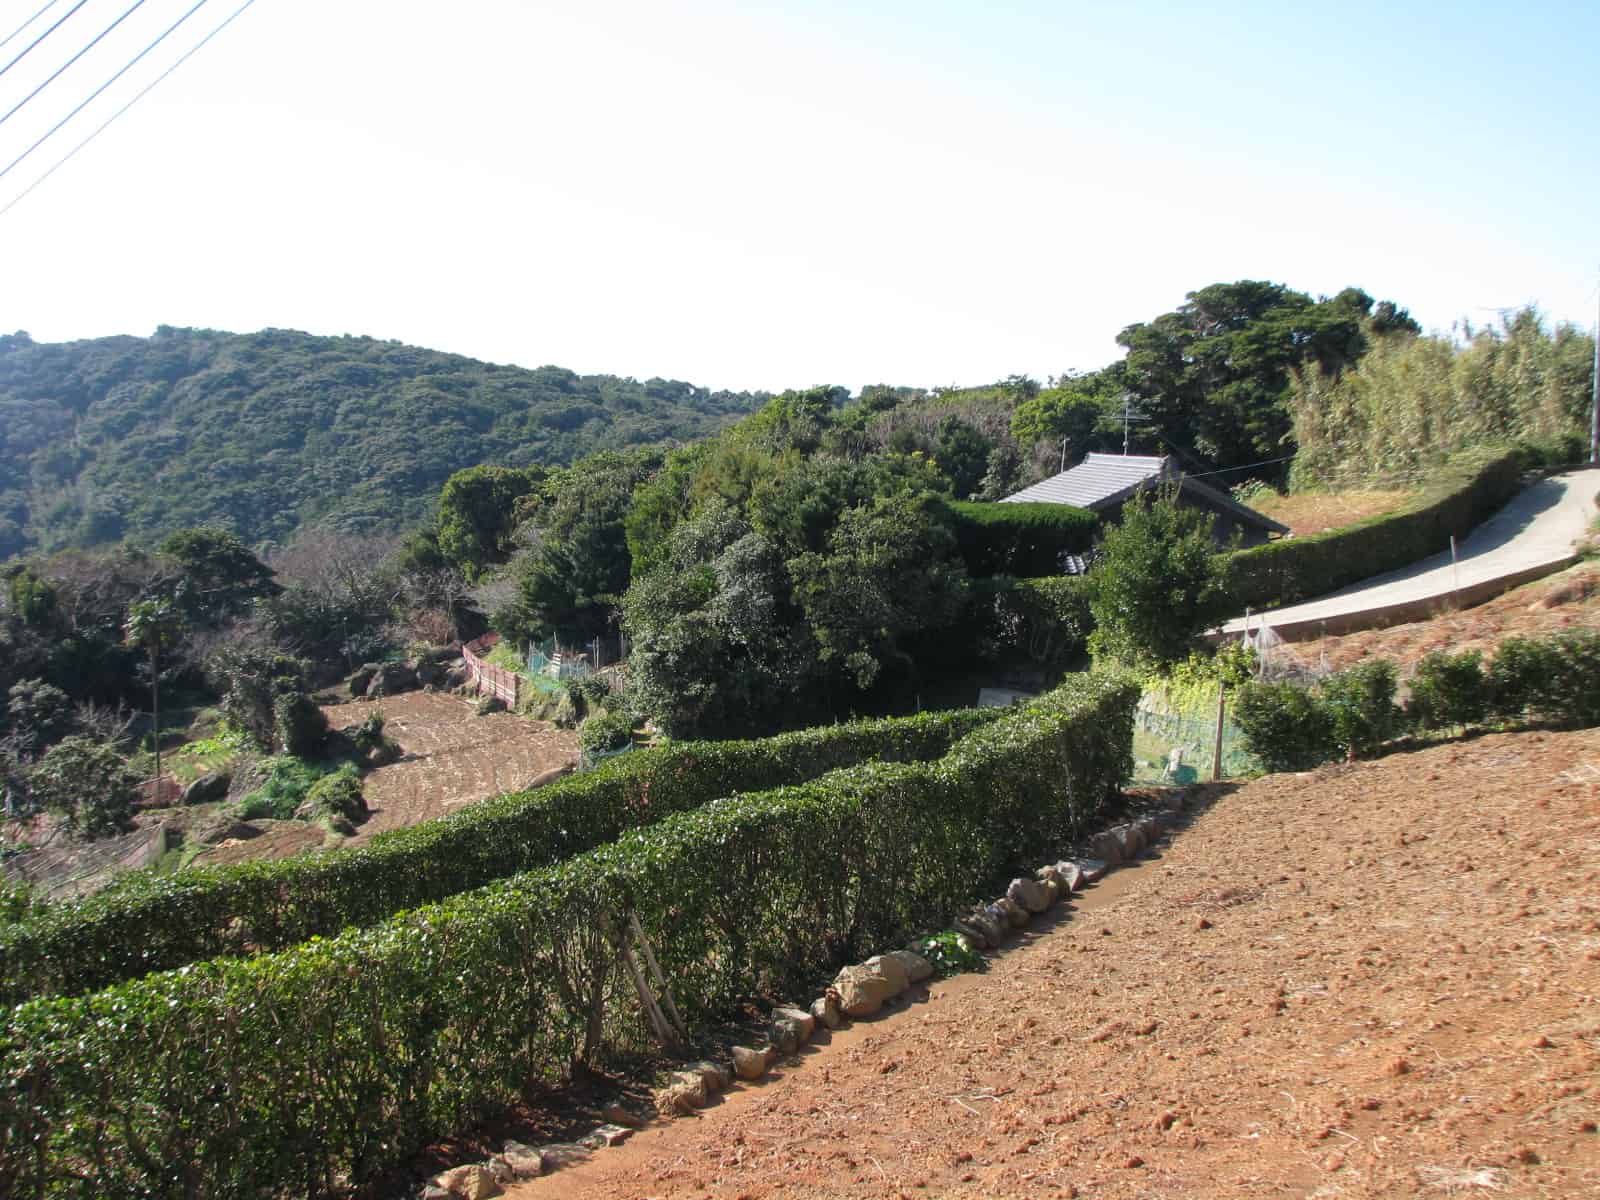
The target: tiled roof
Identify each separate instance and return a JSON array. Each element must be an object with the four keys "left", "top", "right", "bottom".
[
  {"left": 1000, "top": 452, "right": 1290, "bottom": 535},
  {"left": 1000, "top": 453, "right": 1168, "bottom": 509}
]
